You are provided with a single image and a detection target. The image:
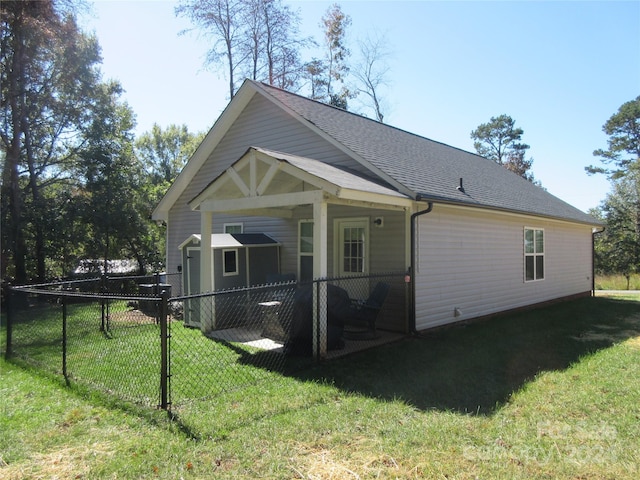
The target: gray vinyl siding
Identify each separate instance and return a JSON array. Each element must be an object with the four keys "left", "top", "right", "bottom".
[
  {"left": 414, "top": 204, "right": 593, "bottom": 331},
  {"left": 266, "top": 205, "right": 407, "bottom": 280},
  {"left": 166, "top": 93, "right": 365, "bottom": 273}
]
